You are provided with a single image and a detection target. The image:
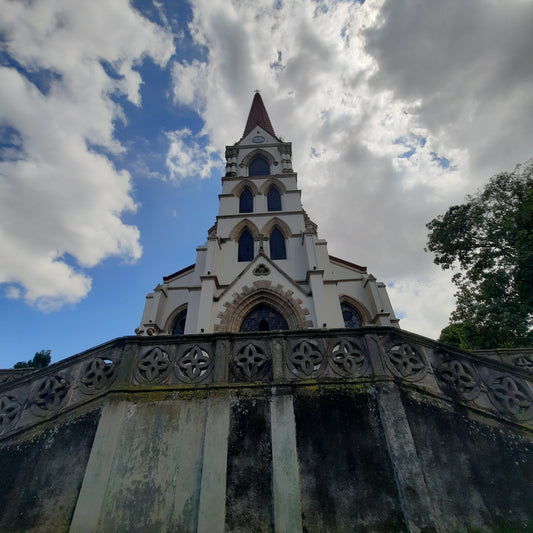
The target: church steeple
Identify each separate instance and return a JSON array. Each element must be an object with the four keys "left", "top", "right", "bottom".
[{"left": 242, "top": 92, "right": 277, "bottom": 139}]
